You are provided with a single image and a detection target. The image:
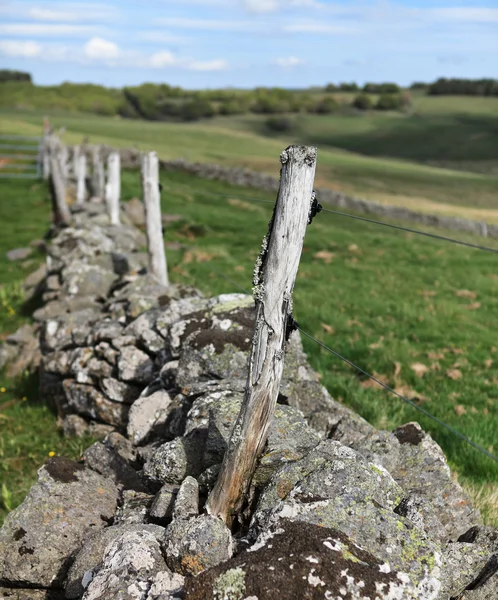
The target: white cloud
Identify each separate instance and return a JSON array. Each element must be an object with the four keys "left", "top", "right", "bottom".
[
  {"left": 428, "top": 7, "right": 498, "bottom": 24},
  {"left": 242, "top": 0, "right": 280, "bottom": 13},
  {"left": 273, "top": 56, "right": 305, "bottom": 67},
  {"left": 188, "top": 59, "right": 228, "bottom": 71},
  {"left": 0, "top": 39, "right": 42, "bottom": 57},
  {"left": 136, "top": 31, "right": 191, "bottom": 44},
  {"left": 0, "top": 22, "right": 102, "bottom": 37},
  {"left": 158, "top": 17, "right": 257, "bottom": 31},
  {"left": 0, "top": 2, "right": 119, "bottom": 22},
  {"left": 149, "top": 50, "right": 176, "bottom": 68},
  {"left": 84, "top": 37, "right": 120, "bottom": 61},
  {"left": 283, "top": 21, "right": 361, "bottom": 34}
]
